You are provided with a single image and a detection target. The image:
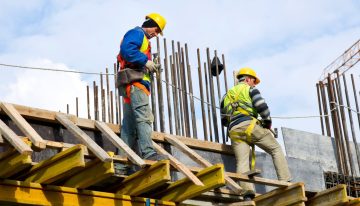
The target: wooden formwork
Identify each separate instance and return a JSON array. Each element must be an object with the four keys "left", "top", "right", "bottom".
[{"left": 1, "top": 102, "right": 359, "bottom": 206}]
